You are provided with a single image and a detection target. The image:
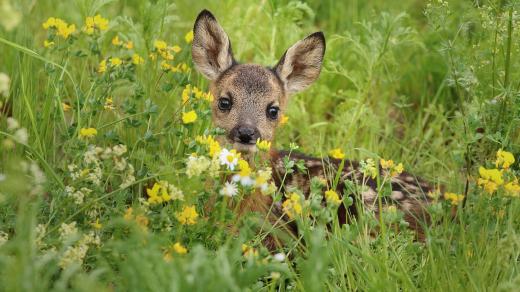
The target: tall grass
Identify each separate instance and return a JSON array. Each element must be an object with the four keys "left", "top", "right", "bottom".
[{"left": 0, "top": 0, "right": 519, "bottom": 291}]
